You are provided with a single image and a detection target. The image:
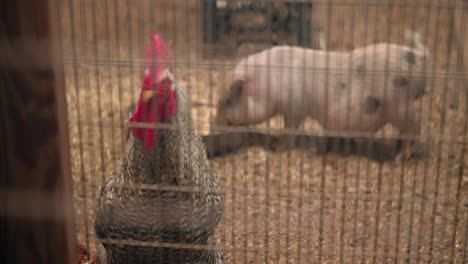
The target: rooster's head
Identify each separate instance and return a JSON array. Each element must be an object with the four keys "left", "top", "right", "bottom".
[{"left": 129, "top": 33, "right": 177, "bottom": 150}]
